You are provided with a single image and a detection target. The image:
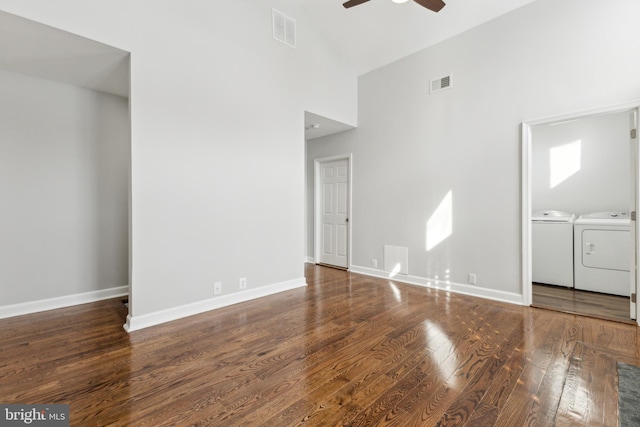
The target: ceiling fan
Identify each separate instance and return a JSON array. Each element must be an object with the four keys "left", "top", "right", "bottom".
[{"left": 343, "top": 0, "right": 446, "bottom": 13}]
